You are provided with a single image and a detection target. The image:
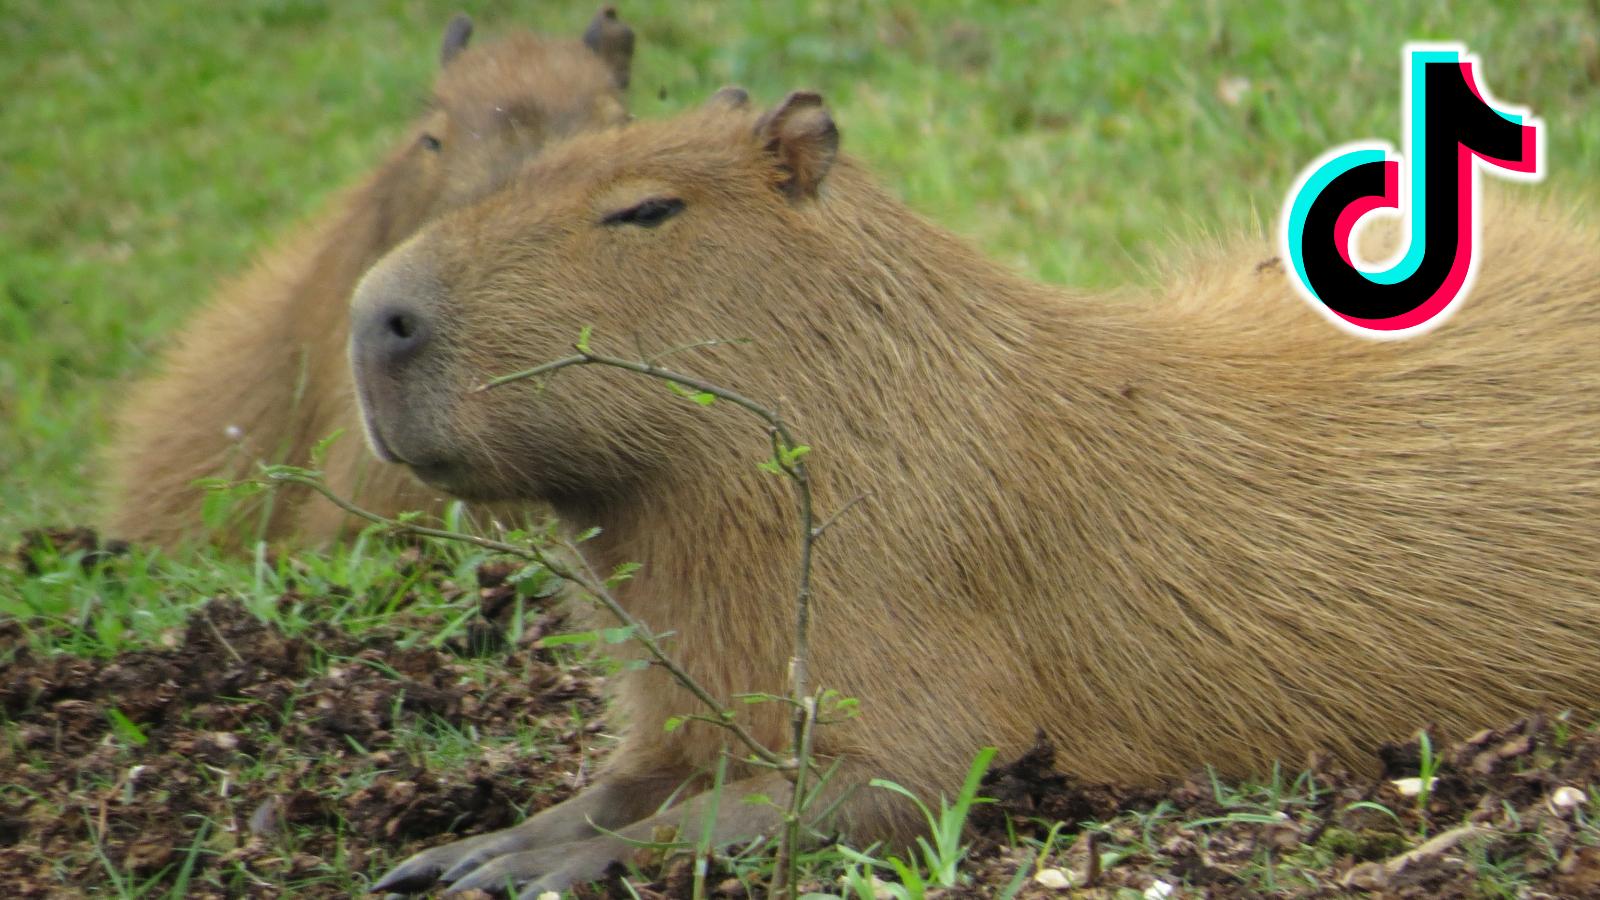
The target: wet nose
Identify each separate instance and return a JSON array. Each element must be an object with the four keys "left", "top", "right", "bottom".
[
  {"left": 359, "top": 302, "right": 433, "bottom": 371},
  {"left": 350, "top": 249, "right": 440, "bottom": 377}
]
